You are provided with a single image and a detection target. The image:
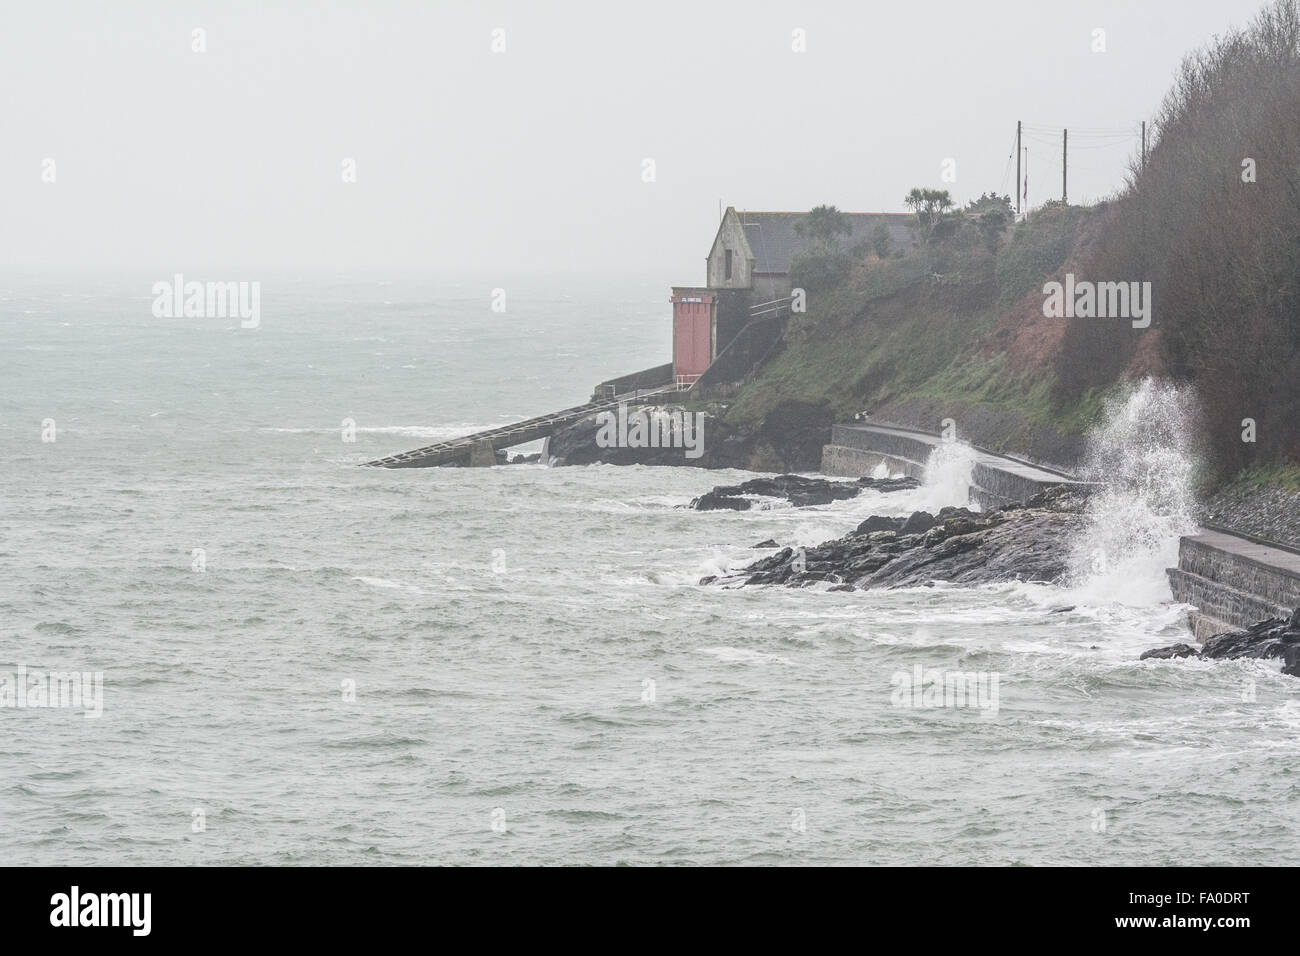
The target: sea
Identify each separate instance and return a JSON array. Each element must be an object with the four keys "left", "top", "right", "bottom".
[{"left": 3, "top": 271, "right": 1297, "bottom": 866}]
